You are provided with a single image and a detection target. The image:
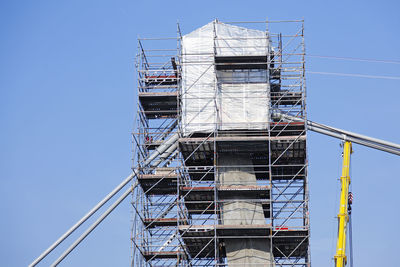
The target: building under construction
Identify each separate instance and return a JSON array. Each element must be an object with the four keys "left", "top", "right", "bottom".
[{"left": 132, "top": 20, "right": 308, "bottom": 267}]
